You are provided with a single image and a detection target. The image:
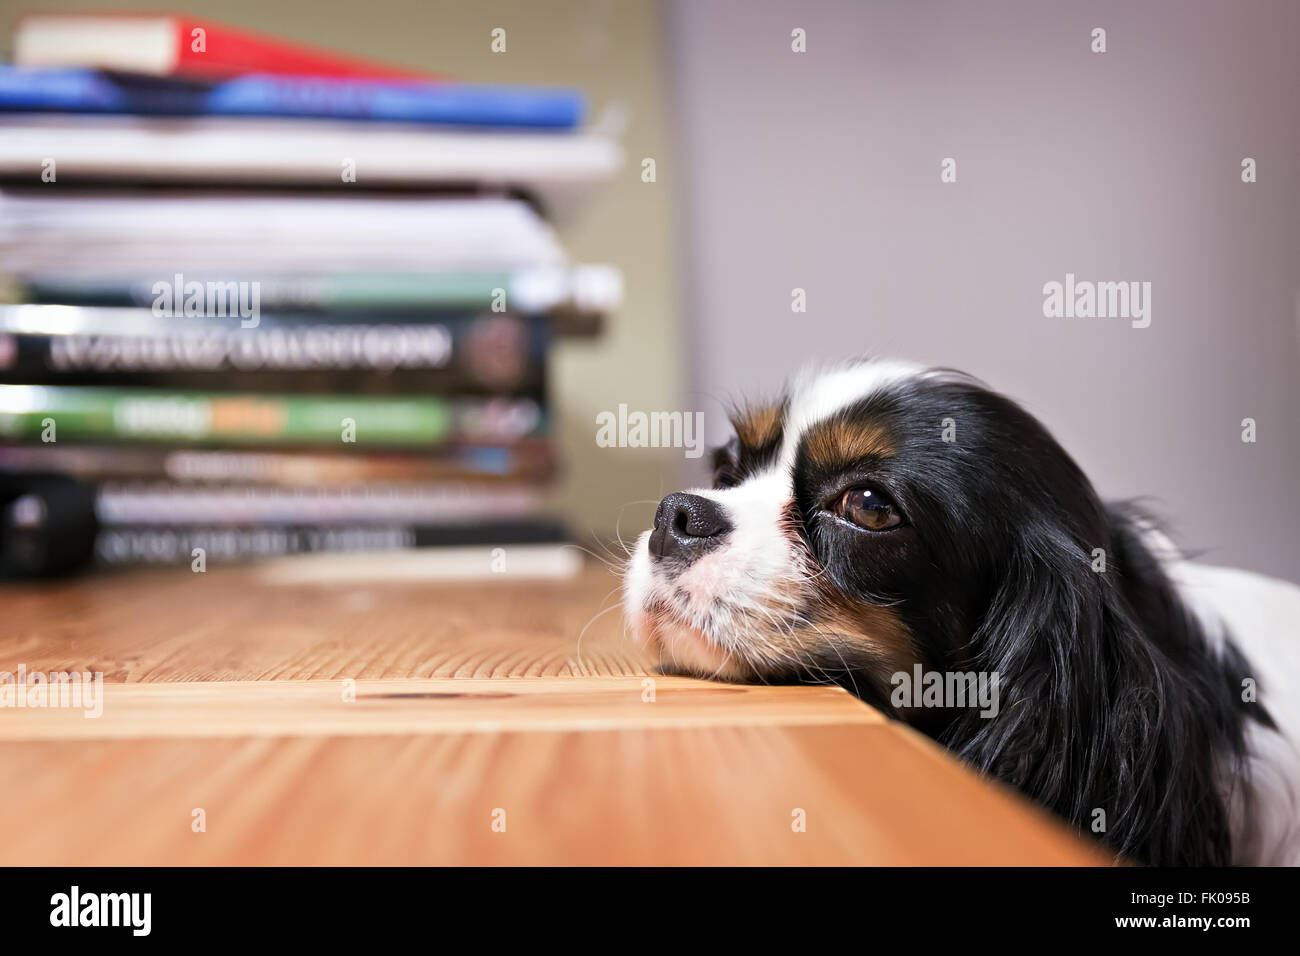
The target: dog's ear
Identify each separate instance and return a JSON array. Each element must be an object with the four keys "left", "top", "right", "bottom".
[{"left": 940, "top": 514, "right": 1240, "bottom": 865}]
